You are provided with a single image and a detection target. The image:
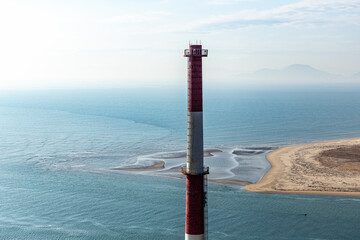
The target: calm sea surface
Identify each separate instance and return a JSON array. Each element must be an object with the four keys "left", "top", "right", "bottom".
[{"left": 0, "top": 89, "right": 360, "bottom": 239}]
